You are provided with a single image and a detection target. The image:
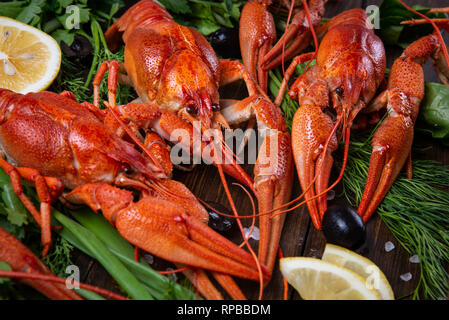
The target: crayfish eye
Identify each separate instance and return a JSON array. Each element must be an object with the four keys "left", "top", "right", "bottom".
[
  {"left": 186, "top": 105, "right": 197, "bottom": 115},
  {"left": 336, "top": 87, "right": 343, "bottom": 96},
  {"left": 122, "top": 164, "right": 132, "bottom": 174},
  {"left": 211, "top": 104, "right": 220, "bottom": 112}
]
